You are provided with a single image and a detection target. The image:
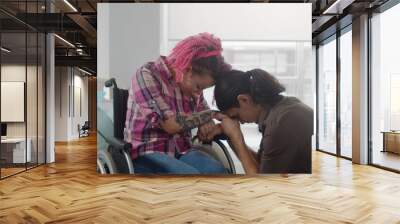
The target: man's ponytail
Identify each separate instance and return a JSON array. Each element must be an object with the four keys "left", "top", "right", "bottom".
[
  {"left": 246, "top": 69, "right": 285, "bottom": 106},
  {"left": 214, "top": 69, "right": 285, "bottom": 112}
]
